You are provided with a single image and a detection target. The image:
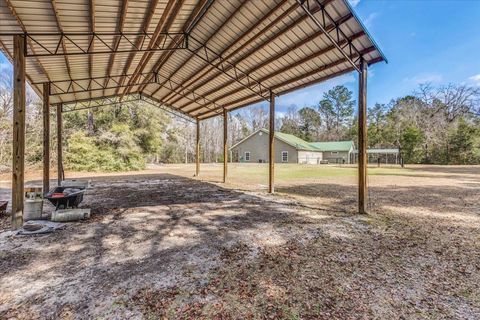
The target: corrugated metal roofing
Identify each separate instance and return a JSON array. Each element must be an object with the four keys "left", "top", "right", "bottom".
[
  {"left": 269, "top": 129, "right": 321, "bottom": 151},
  {"left": 0, "top": 0, "right": 386, "bottom": 119},
  {"left": 310, "top": 140, "right": 354, "bottom": 152}
]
